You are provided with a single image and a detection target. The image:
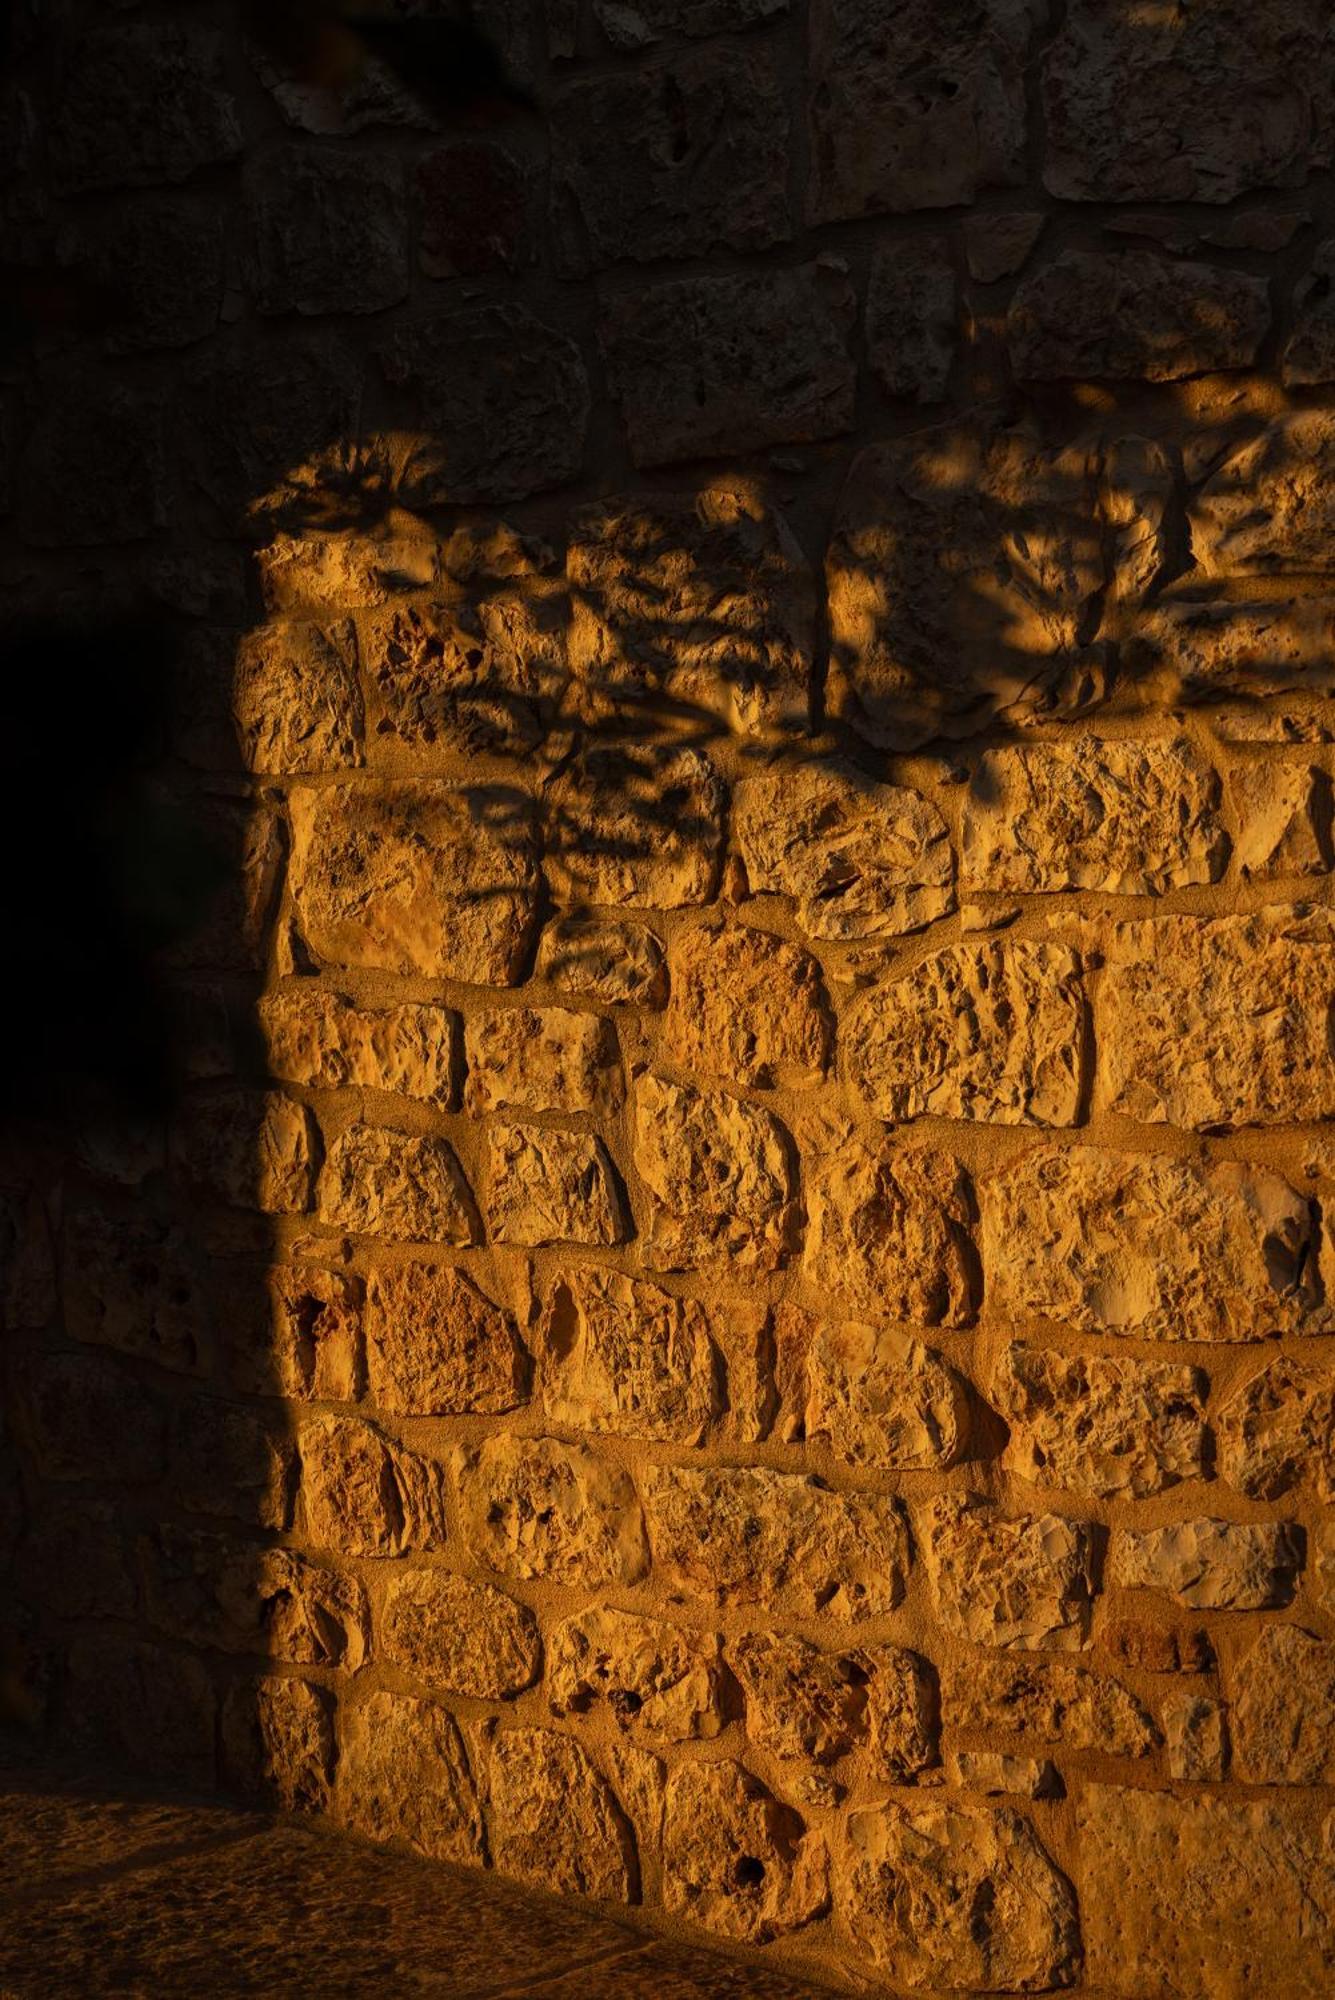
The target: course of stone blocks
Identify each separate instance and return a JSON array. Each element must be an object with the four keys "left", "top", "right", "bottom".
[{"left": 4, "top": 0, "right": 1335, "bottom": 1992}]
